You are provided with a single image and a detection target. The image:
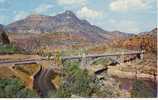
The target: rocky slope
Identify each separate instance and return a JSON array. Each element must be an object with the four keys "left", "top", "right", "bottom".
[{"left": 122, "top": 28, "right": 157, "bottom": 53}]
